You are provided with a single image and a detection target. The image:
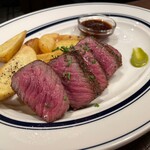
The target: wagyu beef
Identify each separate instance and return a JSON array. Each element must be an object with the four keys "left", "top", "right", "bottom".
[
  {"left": 101, "top": 43, "right": 122, "bottom": 67},
  {"left": 73, "top": 43, "right": 108, "bottom": 93},
  {"left": 49, "top": 53, "right": 96, "bottom": 110},
  {"left": 77, "top": 37, "right": 121, "bottom": 79},
  {"left": 11, "top": 60, "right": 69, "bottom": 122},
  {"left": 11, "top": 36, "right": 122, "bottom": 122}
]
